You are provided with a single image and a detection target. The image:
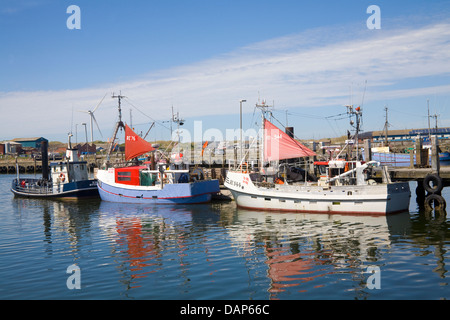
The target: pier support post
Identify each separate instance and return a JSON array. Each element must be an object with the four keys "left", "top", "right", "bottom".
[
  {"left": 364, "top": 139, "right": 372, "bottom": 161},
  {"left": 415, "top": 138, "right": 423, "bottom": 167},
  {"left": 416, "top": 180, "right": 425, "bottom": 205},
  {"left": 431, "top": 136, "right": 440, "bottom": 174}
]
